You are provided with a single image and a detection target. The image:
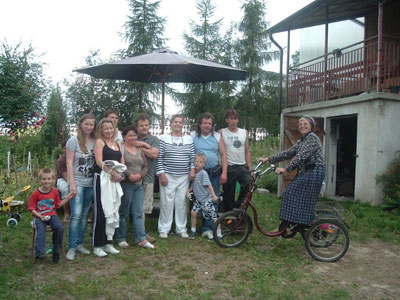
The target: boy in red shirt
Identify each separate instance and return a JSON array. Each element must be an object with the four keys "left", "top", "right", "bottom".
[{"left": 28, "top": 167, "right": 72, "bottom": 263}]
